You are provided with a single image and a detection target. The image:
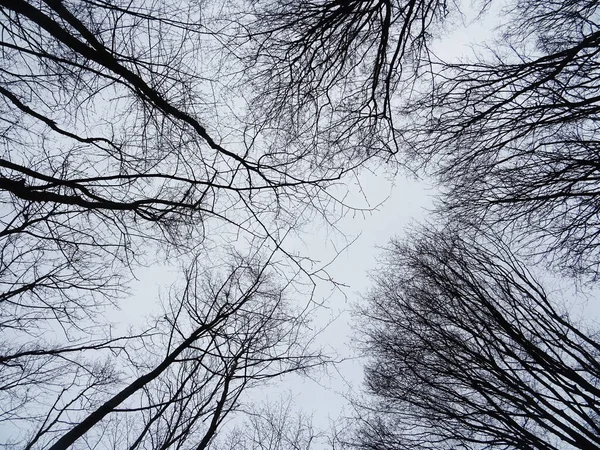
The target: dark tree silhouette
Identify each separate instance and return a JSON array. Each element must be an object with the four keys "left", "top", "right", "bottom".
[
  {"left": 241, "top": 0, "right": 600, "bottom": 279},
  {"left": 0, "top": 0, "right": 359, "bottom": 341},
  {"left": 214, "top": 396, "right": 321, "bottom": 450},
  {"left": 398, "top": 0, "right": 600, "bottom": 278},
  {"left": 240, "top": 0, "right": 452, "bottom": 164},
  {"left": 0, "top": 1, "right": 356, "bottom": 447},
  {"left": 356, "top": 227, "right": 600, "bottom": 449},
  {"left": 12, "top": 253, "right": 325, "bottom": 450}
]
